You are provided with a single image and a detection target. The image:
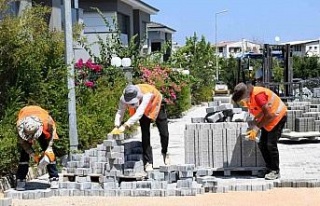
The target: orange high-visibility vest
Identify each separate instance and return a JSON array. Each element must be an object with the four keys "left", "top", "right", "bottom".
[
  {"left": 248, "top": 87, "right": 287, "bottom": 131},
  {"left": 17, "top": 106, "right": 59, "bottom": 140},
  {"left": 128, "top": 84, "right": 162, "bottom": 121}
]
